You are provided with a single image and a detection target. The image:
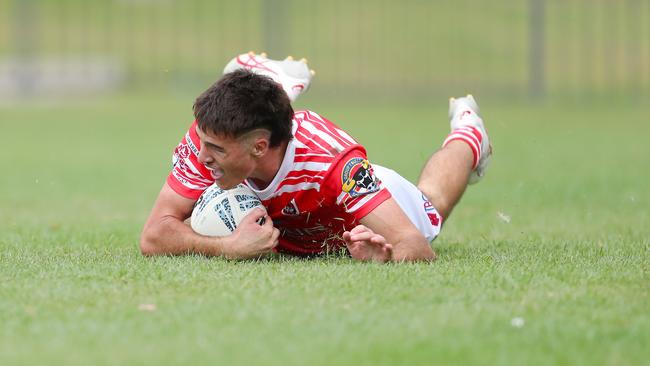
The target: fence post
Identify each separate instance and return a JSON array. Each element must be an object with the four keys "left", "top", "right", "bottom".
[
  {"left": 12, "top": 0, "right": 37, "bottom": 95},
  {"left": 262, "top": 0, "right": 289, "bottom": 56},
  {"left": 529, "top": 0, "right": 545, "bottom": 99}
]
